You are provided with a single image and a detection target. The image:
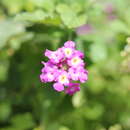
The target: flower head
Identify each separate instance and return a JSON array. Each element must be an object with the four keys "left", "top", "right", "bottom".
[{"left": 40, "top": 41, "right": 88, "bottom": 95}]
